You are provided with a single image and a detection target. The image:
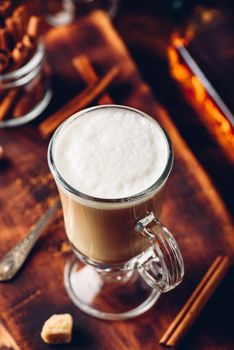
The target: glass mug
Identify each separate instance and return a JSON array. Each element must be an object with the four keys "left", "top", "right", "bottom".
[{"left": 48, "top": 105, "right": 184, "bottom": 320}]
